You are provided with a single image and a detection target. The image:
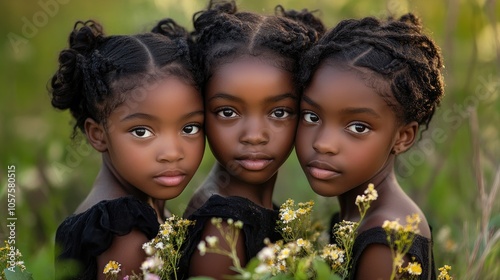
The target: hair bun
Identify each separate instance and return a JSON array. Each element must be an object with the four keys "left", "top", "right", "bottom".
[
  {"left": 50, "top": 20, "right": 105, "bottom": 131},
  {"left": 152, "top": 18, "right": 190, "bottom": 39},
  {"left": 208, "top": 0, "right": 237, "bottom": 15},
  {"left": 69, "top": 20, "right": 105, "bottom": 54},
  {"left": 398, "top": 13, "right": 422, "bottom": 31},
  {"left": 275, "top": 5, "right": 326, "bottom": 36}
]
